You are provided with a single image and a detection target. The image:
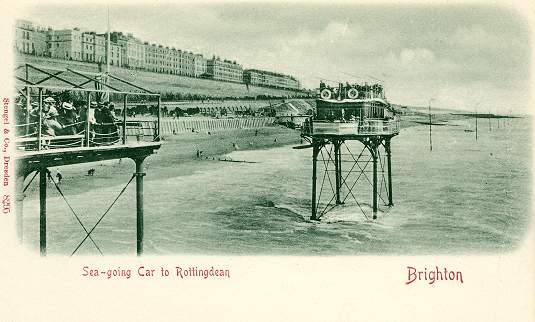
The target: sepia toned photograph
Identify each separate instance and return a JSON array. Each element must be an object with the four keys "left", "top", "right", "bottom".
[
  {"left": 7, "top": 2, "right": 532, "bottom": 259},
  {"left": 1, "top": 1, "right": 534, "bottom": 321}
]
